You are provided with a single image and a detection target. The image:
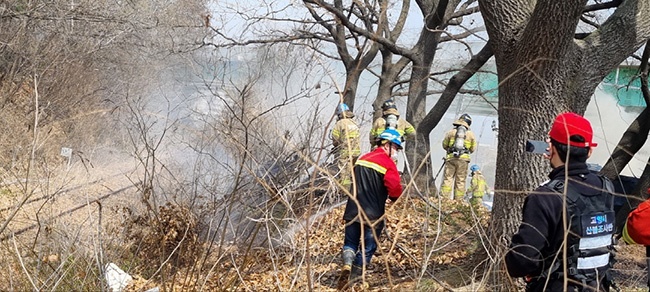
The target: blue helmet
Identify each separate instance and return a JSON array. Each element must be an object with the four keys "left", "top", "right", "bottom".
[
  {"left": 470, "top": 164, "right": 480, "bottom": 172},
  {"left": 378, "top": 128, "right": 402, "bottom": 149},
  {"left": 337, "top": 103, "right": 350, "bottom": 115}
]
